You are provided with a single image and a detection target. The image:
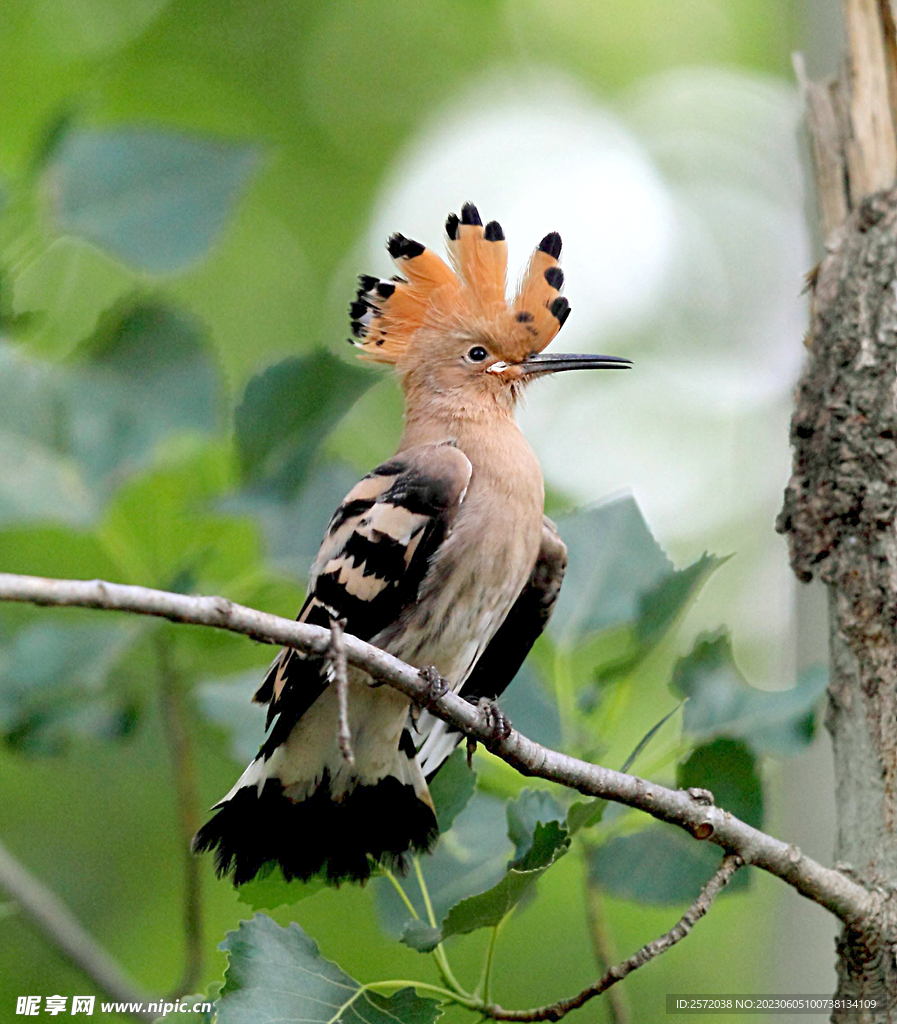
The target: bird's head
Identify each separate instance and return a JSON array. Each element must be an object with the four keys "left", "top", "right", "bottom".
[{"left": 350, "top": 203, "right": 629, "bottom": 413}]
